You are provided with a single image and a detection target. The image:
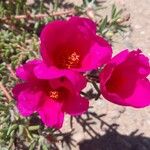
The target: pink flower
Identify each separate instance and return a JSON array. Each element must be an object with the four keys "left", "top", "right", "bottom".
[
  {"left": 100, "top": 49, "right": 150, "bottom": 108},
  {"left": 34, "top": 16, "right": 112, "bottom": 80},
  {"left": 13, "top": 60, "right": 89, "bottom": 128}
]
